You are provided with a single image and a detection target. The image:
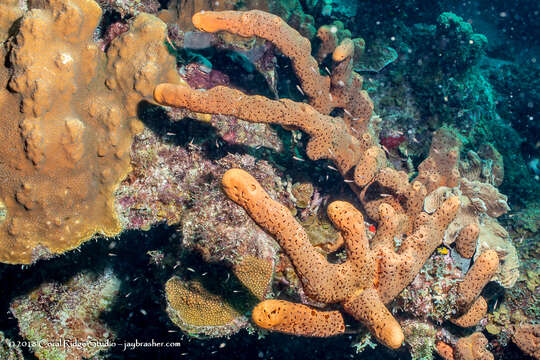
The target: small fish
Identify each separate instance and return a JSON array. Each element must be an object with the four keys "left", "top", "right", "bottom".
[{"left": 437, "top": 246, "right": 449, "bottom": 255}]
